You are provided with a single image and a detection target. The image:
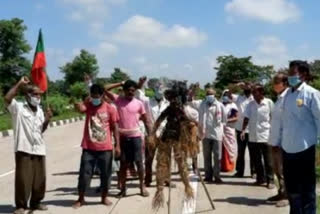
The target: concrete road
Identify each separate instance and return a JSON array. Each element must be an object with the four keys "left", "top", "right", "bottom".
[{"left": 0, "top": 122, "right": 289, "bottom": 214}]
